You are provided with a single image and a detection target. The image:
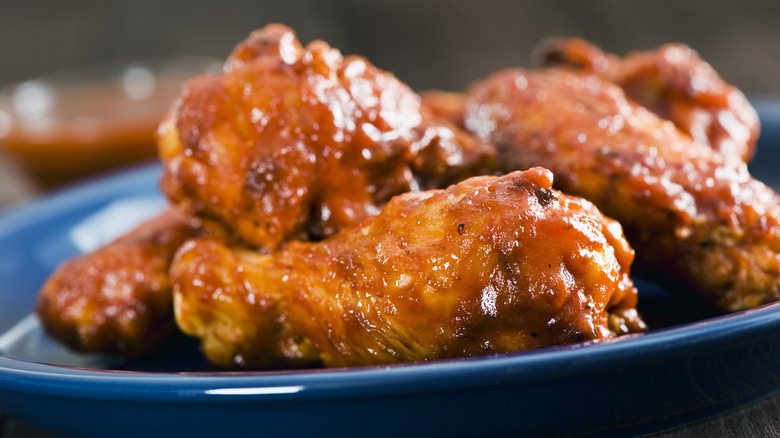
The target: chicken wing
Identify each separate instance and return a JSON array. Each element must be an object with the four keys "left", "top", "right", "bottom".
[
  {"left": 537, "top": 38, "right": 759, "bottom": 162},
  {"left": 35, "top": 209, "right": 219, "bottom": 358},
  {"left": 463, "top": 67, "right": 780, "bottom": 311},
  {"left": 171, "top": 168, "right": 644, "bottom": 369},
  {"left": 158, "top": 24, "right": 494, "bottom": 251}
]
